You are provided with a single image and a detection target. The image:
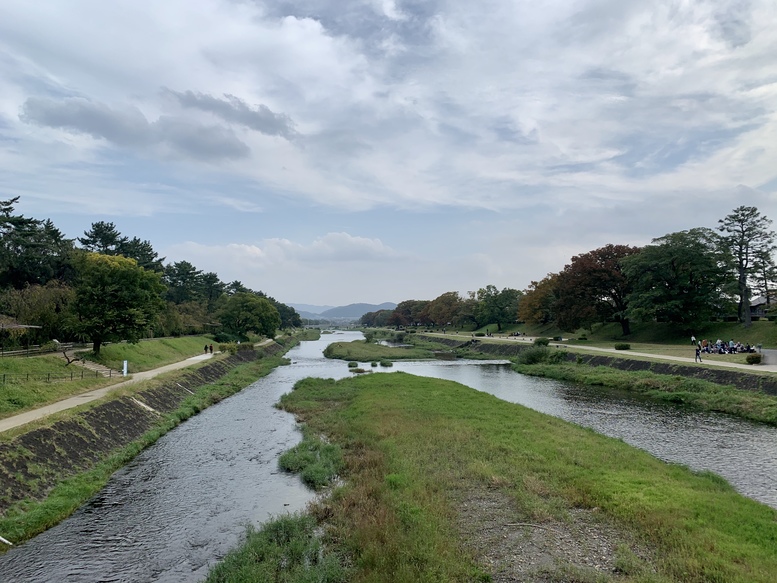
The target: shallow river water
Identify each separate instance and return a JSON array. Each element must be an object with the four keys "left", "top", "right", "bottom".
[{"left": 1, "top": 331, "right": 775, "bottom": 581}]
